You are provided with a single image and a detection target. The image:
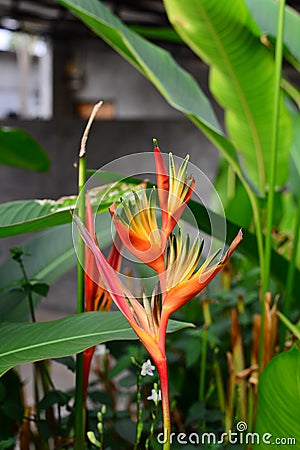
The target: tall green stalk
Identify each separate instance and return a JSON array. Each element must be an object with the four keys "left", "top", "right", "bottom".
[
  {"left": 199, "top": 300, "right": 211, "bottom": 402},
  {"left": 74, "top": 150, "right": 86, "bottom": 450},
  {"left": 74, "top": 101, "right": 103, "bottom": 450},
  {"left": 260, "top": 0, "right": 286, "bottom": 367}
]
